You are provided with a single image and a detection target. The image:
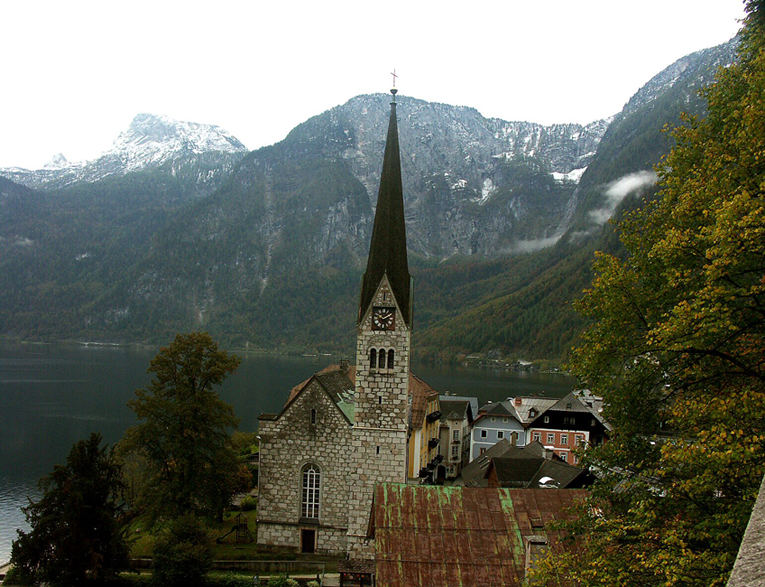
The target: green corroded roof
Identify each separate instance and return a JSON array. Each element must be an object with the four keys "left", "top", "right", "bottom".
[{"left": 371, "top": 483, "right": 587, "bottom": 585}]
